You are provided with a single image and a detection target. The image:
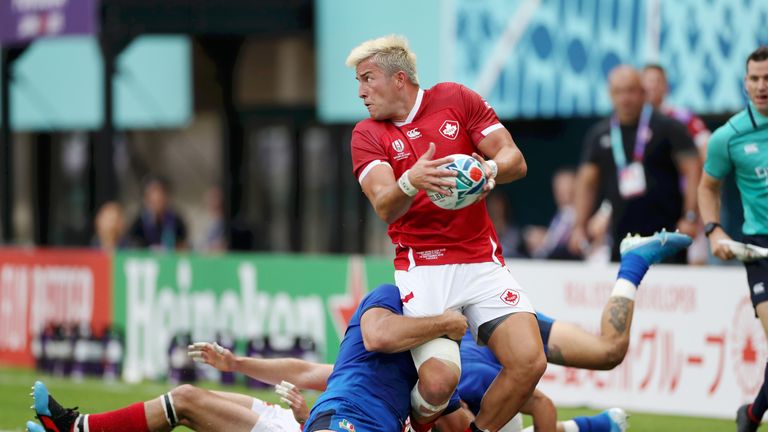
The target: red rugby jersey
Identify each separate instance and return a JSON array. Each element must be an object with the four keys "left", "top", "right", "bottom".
[{"left": 351, "top": 82, "right": 507, "bottom": 270}]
